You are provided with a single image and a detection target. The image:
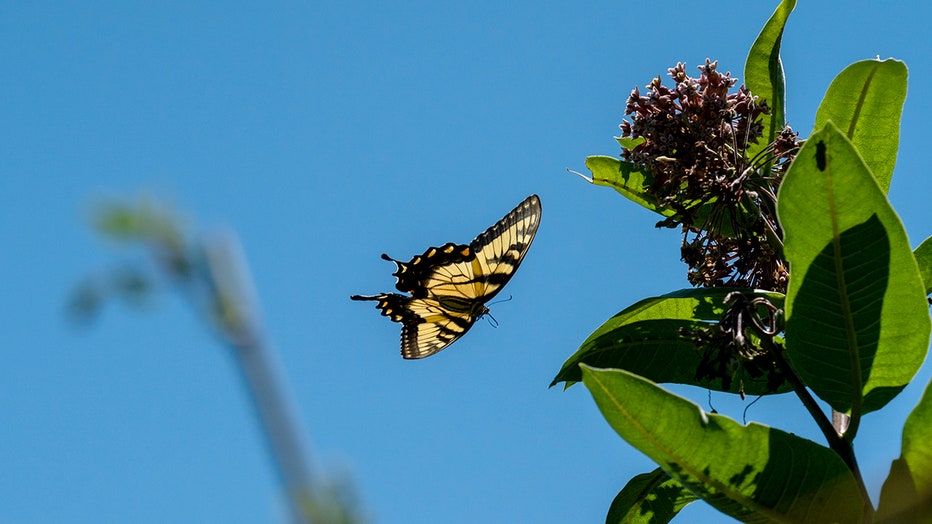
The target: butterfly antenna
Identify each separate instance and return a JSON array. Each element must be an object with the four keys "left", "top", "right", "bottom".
[
  {"left": 485, "top": 312, "right": 500, "bottom": 328},
  {"left": 487, "top": 295, "right": 513, "bottom": 307}
]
